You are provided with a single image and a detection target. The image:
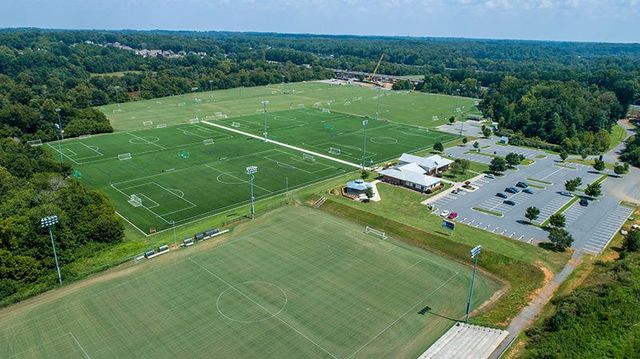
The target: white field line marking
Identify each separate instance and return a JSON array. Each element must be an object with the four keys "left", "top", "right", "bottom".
[
  {"left": 347, "top": 271, "right": 460, "bottom": 359},
  {"left": 79, "top": 142, "right": 104, "bottom": 156},
  {"left": 189, "top": 257, "right": 338, "bottom": 359},
  {"left": 201, "top": 120, "right": 362, "bottom": 169},
  {"left": 203, "top": 164, "right": 273, "bottom": 193},
  {"left": 7, "top": 332, "right": 73, "bottom": 359},
  {"left": 69, "top": 332, "right": 91, "bottom": 359},
  {"left": 127, "top": 132, "right": 167, "bottom": 150},
  {"left": 46, "top": 143, "right": 80, "bottom": 165}
]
